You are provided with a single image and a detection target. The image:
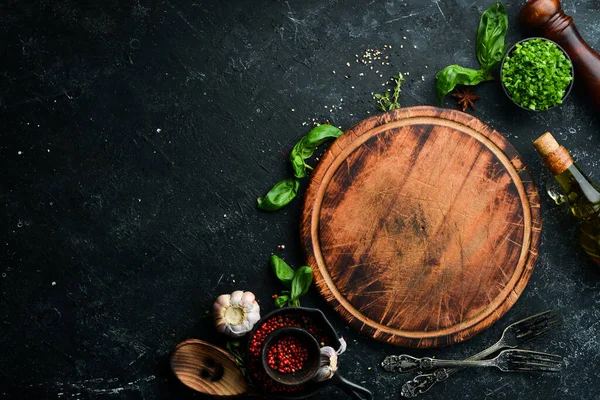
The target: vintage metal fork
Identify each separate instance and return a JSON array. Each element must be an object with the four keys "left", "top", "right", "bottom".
[
  {"left": 387, "top": 349, "right": 561, "bottom": 373},
  {"left": 390, "top": 309, "right": 561, "bottom": 398}
]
